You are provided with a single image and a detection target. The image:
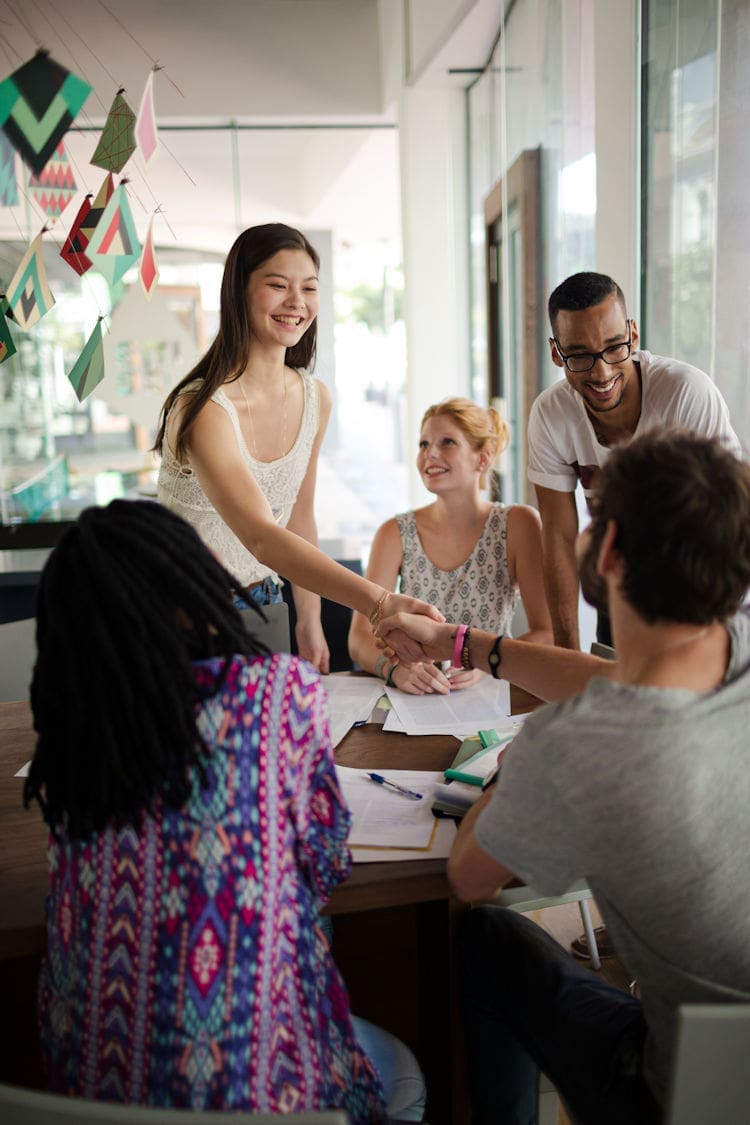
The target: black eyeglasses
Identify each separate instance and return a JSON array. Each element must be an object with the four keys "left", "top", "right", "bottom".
[{"left": 553, "top": 321, "right": 633, "bottom": 373}]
